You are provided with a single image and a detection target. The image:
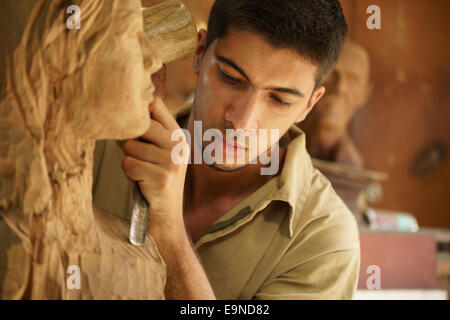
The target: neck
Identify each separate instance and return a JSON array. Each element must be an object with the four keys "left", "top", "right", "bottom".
[
  {"left": 44, "top": 126, "right": 98, "bottom": 239},
  {"left": 186, "top": 161, "right": 268, "bottom": 206}
]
